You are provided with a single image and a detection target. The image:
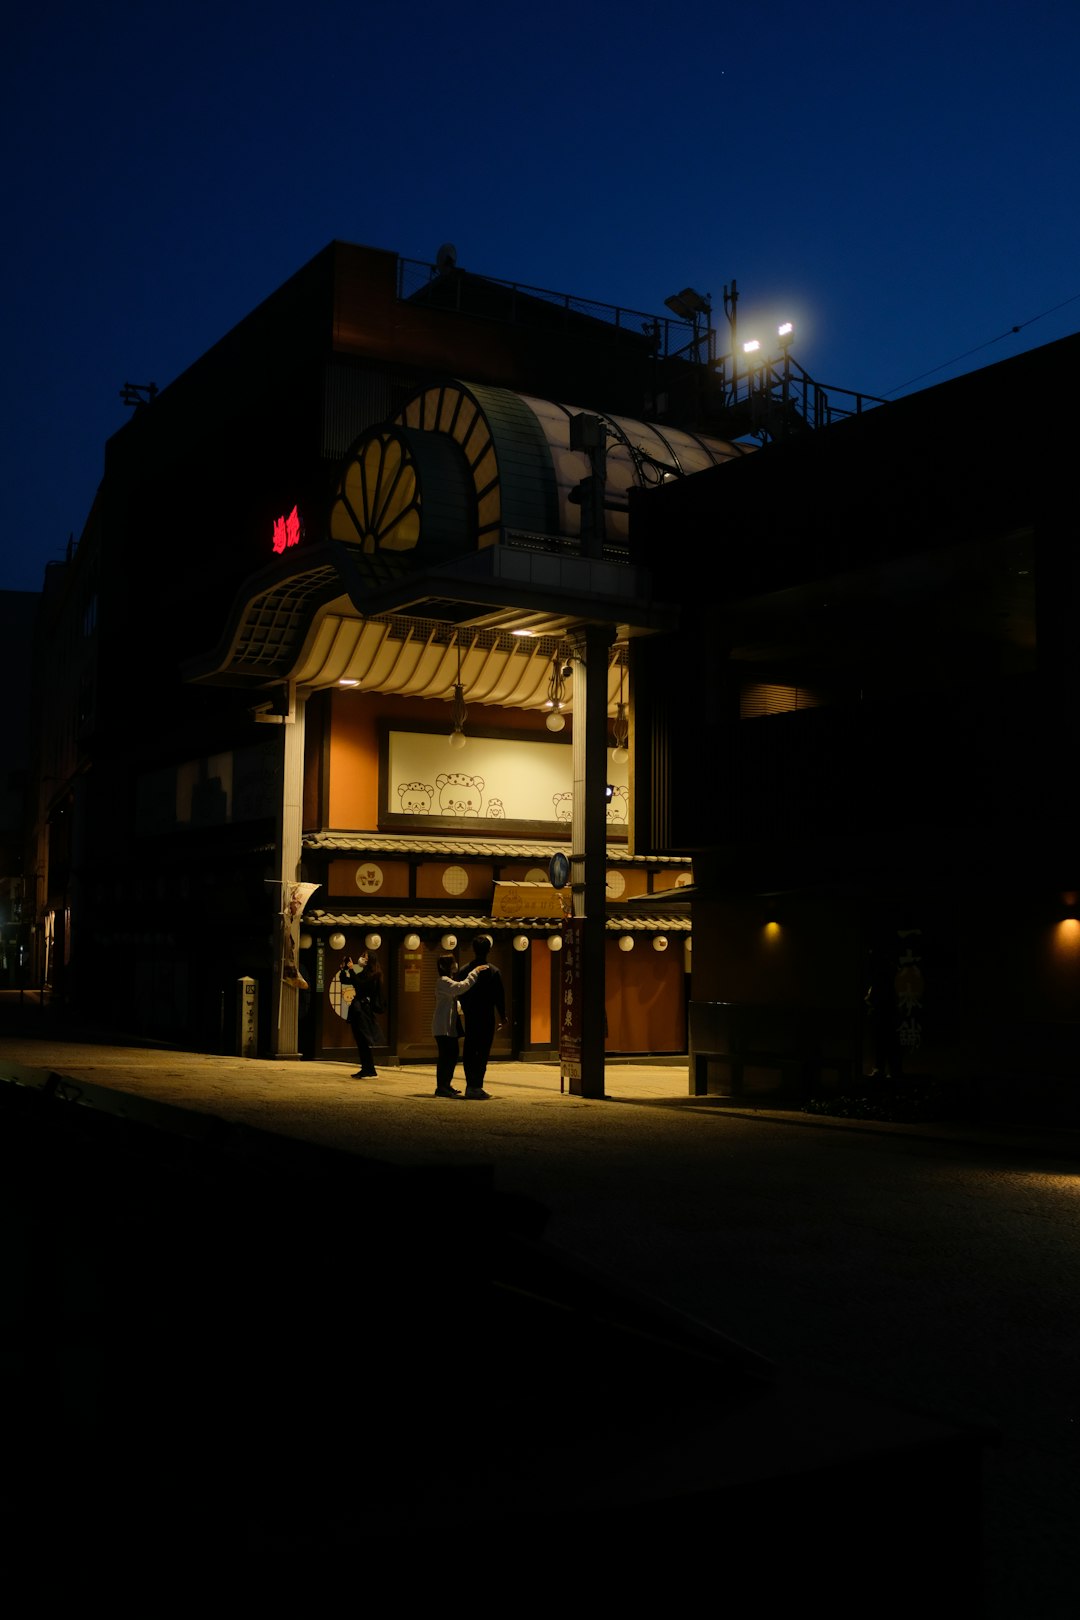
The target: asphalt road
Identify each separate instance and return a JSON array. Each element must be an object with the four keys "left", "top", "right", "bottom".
[{"left": 3, "top": 1028, "right": 1078, "bottom": 1614}]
